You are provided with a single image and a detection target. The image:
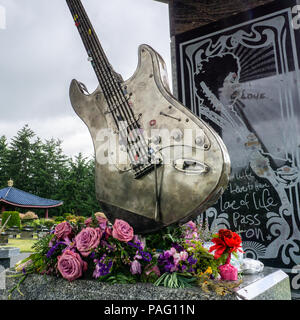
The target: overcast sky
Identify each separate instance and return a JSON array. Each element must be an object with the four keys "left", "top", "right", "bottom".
[{"left": 0, "top": 0, "right": 171, "bottom": 158}]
